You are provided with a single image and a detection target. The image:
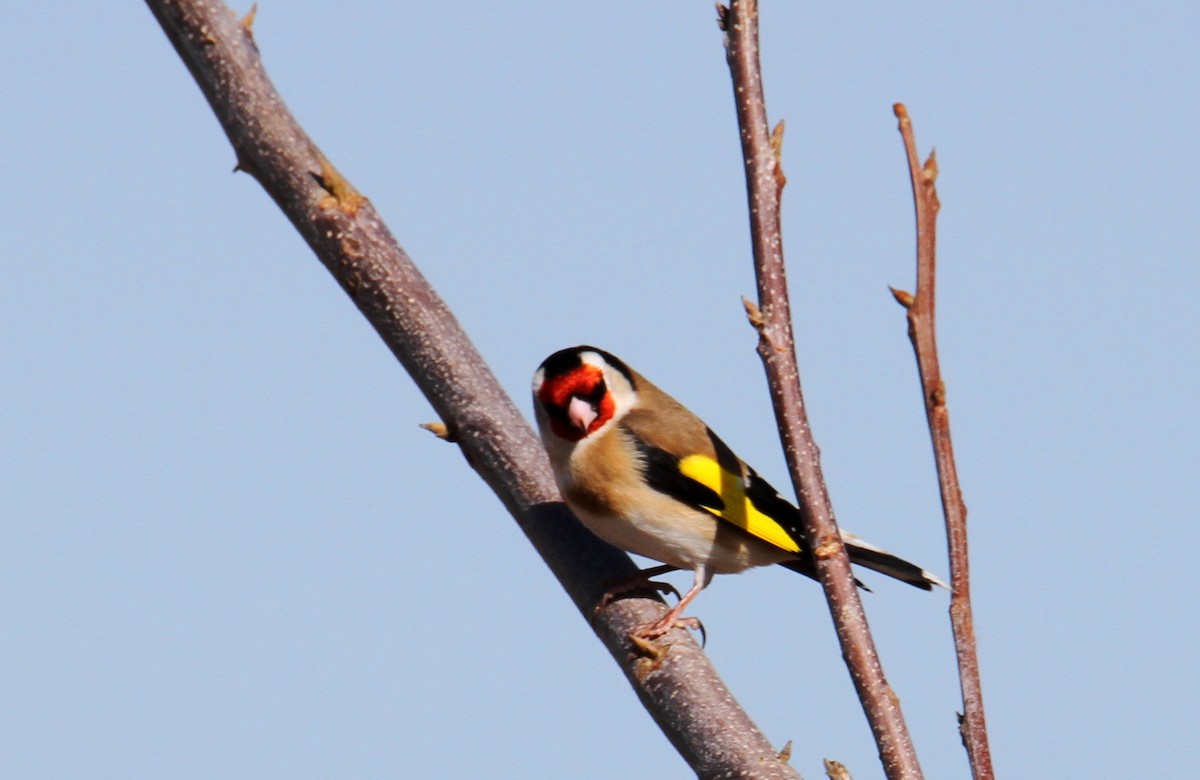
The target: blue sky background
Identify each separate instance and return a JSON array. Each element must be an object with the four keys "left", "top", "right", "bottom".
[{"left": 3, "top": 2, "right": 1197, "bottom": 777}]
